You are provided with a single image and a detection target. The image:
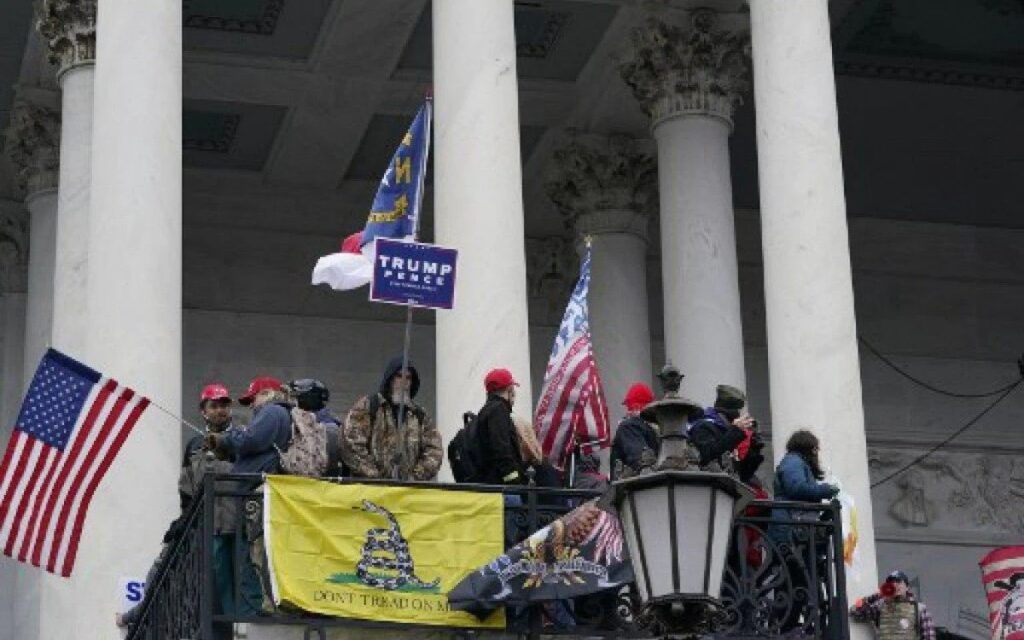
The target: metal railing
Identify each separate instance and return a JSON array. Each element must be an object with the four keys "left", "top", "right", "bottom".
[{"left": 125, "top": 474, "right": 849, "bottom": 640}]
